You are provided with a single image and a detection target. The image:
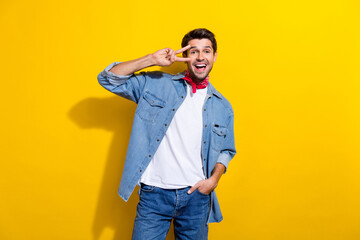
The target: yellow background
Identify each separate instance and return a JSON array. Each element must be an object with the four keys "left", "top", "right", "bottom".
[{"left": 1, "top": 0, "right": 359, "bottom": 239}]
